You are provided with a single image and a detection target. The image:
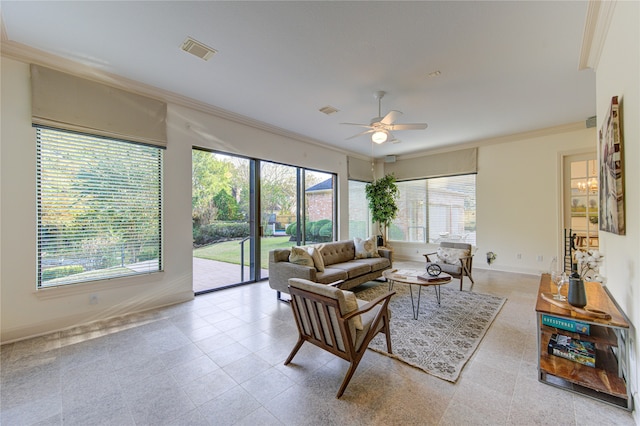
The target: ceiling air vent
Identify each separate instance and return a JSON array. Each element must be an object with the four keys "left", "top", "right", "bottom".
[
  {"left": 319, "top": 105, "right": 339, "bottom": 115},
  {"left": 181, "top": 37, "right": 217, "bottom": 61}
]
